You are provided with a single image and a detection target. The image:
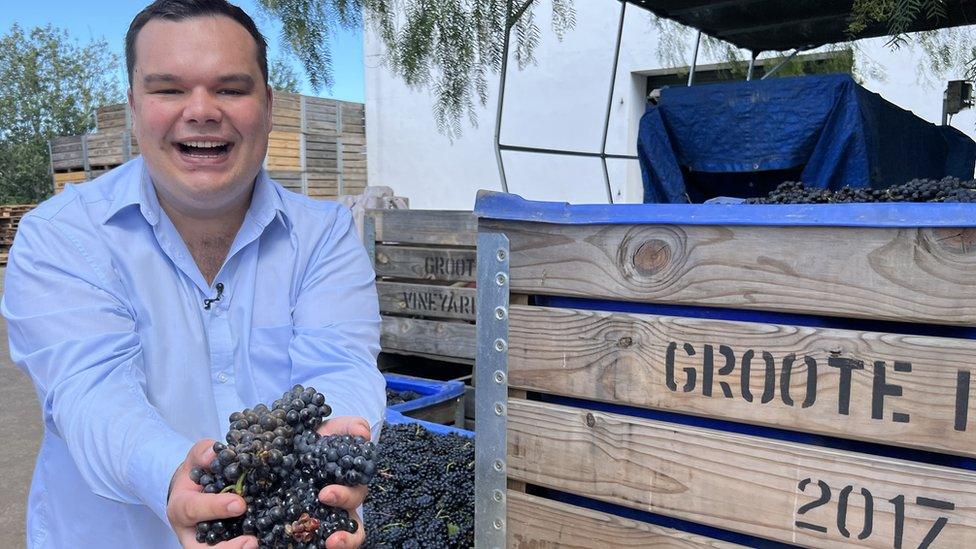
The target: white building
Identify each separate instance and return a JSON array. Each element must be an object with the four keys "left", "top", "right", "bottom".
[{"left": 363, "top": 1, "right": 976, "bottom": 210}]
